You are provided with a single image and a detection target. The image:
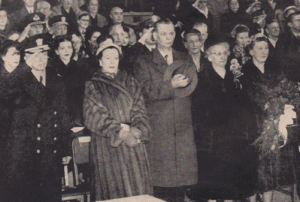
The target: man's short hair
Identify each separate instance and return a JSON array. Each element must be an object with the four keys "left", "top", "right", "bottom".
[
  {"left": 153, "top": 18, "right": 174, "bottom": 32},
  {"left": 182, "top": 29, "right": 201, "bottom": 42},
  {"left": 193, "top": 21, "right": 208, "bottom": 29},
  {"left": 287, "top": 10, "right": 300, "bottom": 23}
]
